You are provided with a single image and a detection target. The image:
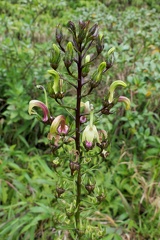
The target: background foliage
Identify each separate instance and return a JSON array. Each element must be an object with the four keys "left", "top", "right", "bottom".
[{"left": 0, "top": 0, "right": 160, "bottom": 239}]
